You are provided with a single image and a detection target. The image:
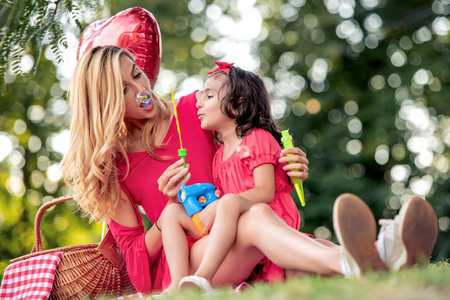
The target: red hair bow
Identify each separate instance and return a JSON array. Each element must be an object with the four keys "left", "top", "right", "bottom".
[{"left": 208, "top": 61, "right": 235, "bottom": 75}]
